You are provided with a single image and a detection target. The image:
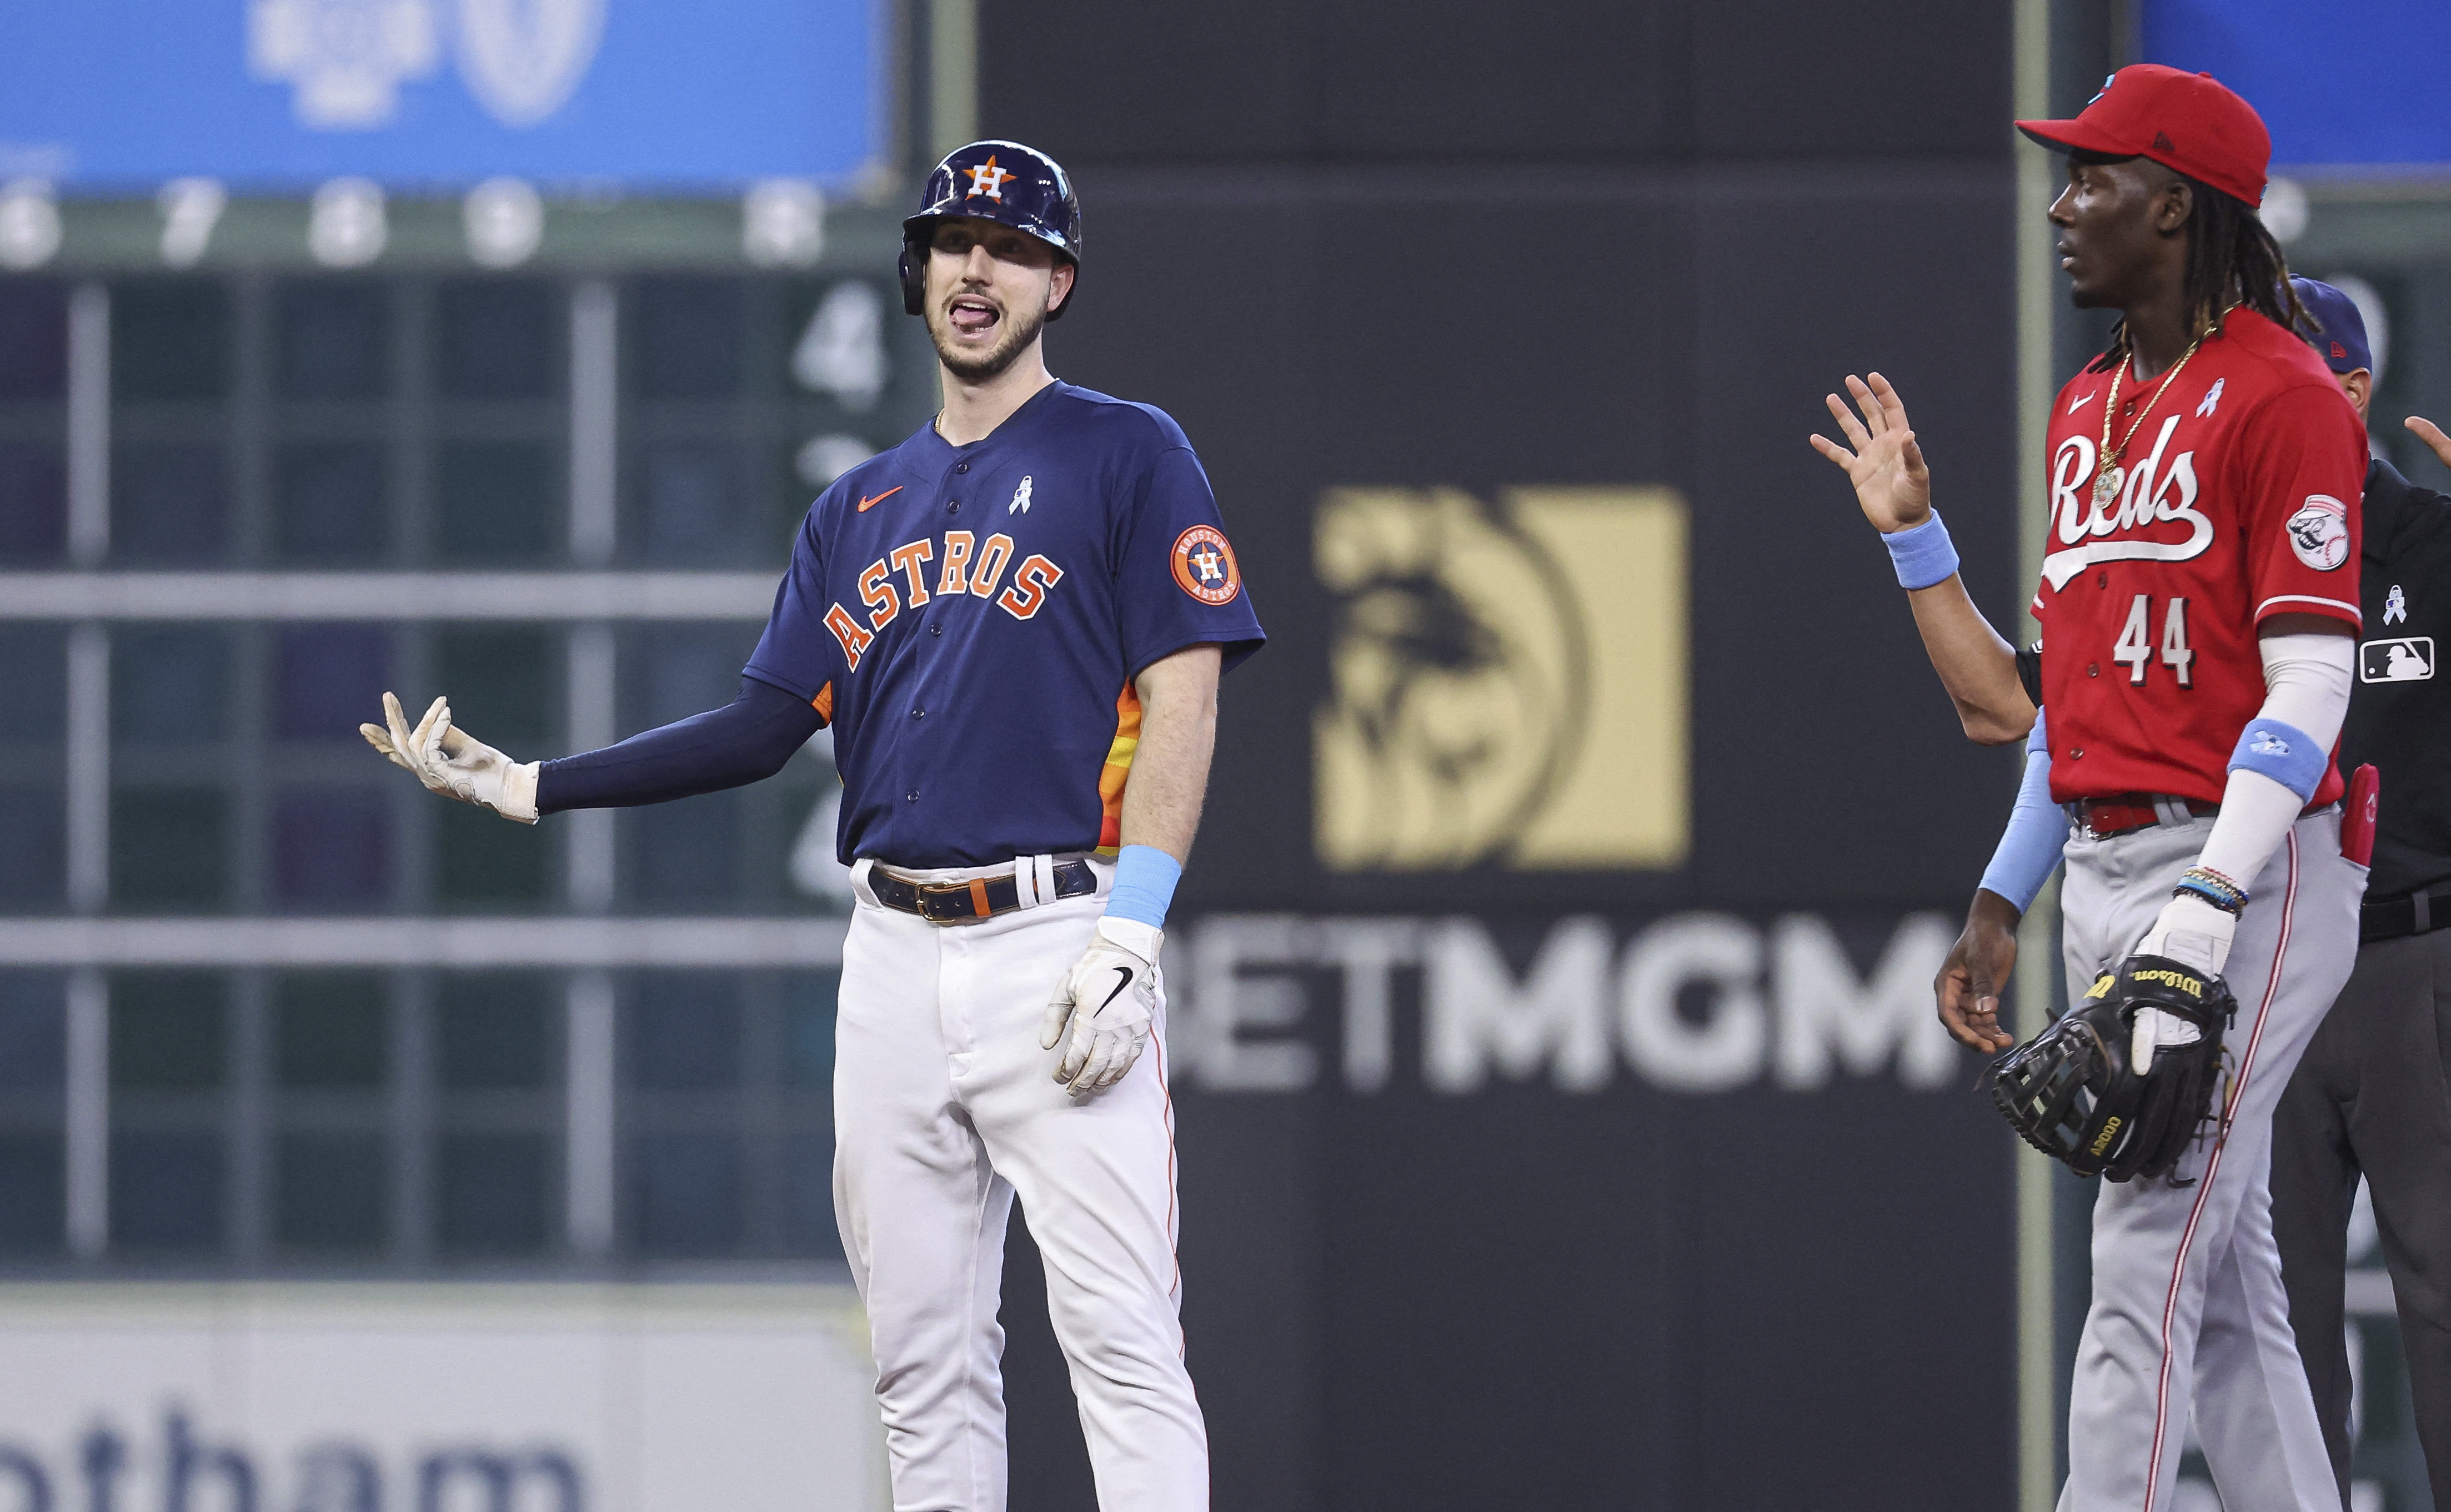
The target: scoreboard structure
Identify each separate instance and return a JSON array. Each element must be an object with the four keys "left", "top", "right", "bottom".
[{"left": 0, "top": 193, "right": 941, "bottom": 1274}]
